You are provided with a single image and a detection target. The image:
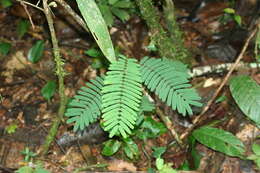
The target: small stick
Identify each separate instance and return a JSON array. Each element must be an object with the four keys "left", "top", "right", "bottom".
[
  {"left": 20, "top": 1, "right": 35, "bottom": 29},
  {"left": 180, "top": 27, "right": 258, "bottom": 140},
  {"left": 156, "top": 107, "right": 183, "bottom": 146},
  {"left": 54, "top": 0, "right": 89, "bottom": 32},
  {"left": 16, "top": 0, "right": 44, "bottom": 11}
]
